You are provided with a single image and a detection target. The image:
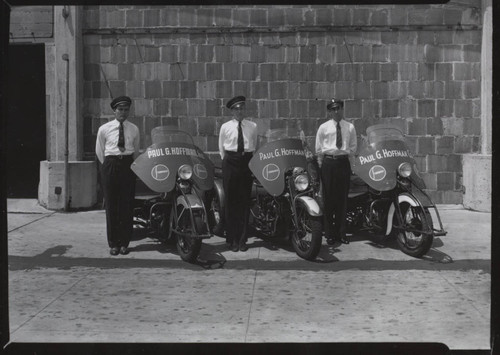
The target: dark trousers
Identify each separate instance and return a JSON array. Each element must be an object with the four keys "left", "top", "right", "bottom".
[
  {"left": 320, "top": 157, "right": 351, "bottom": 239},
  {"left": 101, "top": 155, "right": 136, "bottom": 248},
  {"left": 222, "top": 153, "right": 253, "bottom": 246}
]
